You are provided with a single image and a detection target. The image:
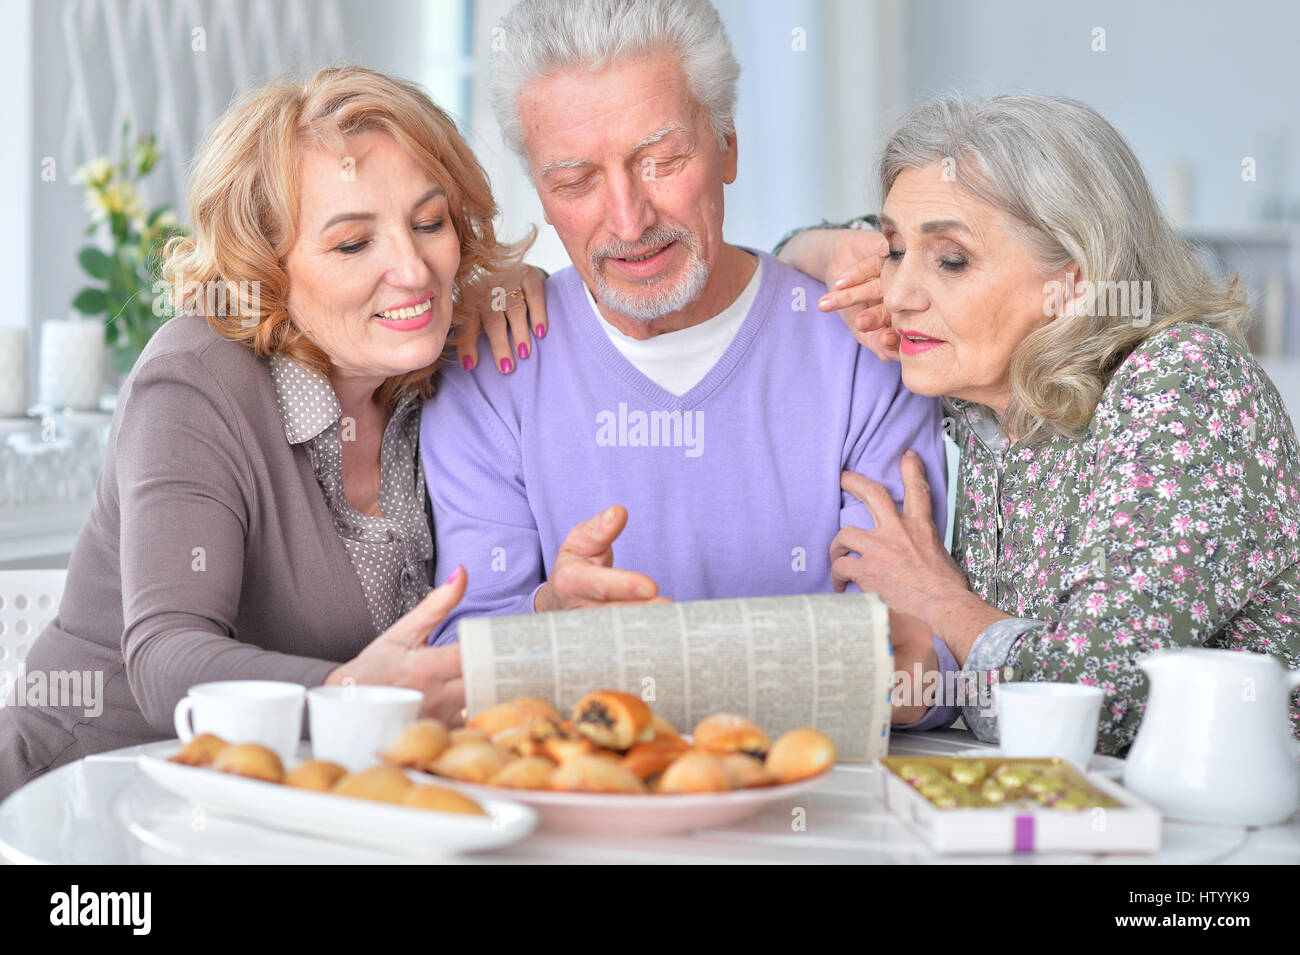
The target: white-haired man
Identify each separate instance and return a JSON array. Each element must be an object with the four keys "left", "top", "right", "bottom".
[{"left": 421, "top": 0, "right": 952, "bottom": 726}]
